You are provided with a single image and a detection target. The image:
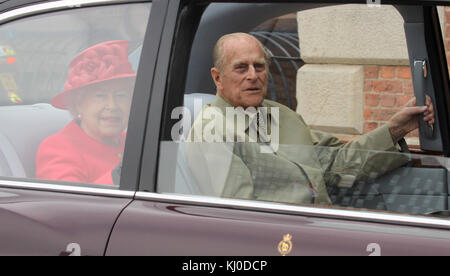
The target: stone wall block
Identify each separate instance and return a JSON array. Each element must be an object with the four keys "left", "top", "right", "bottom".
[
  {"left": 296, "top": 64, "right": 364, "bottom": 134},
  {"left": 297, "top": 5, "right": 409, "bottom": 65}
]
